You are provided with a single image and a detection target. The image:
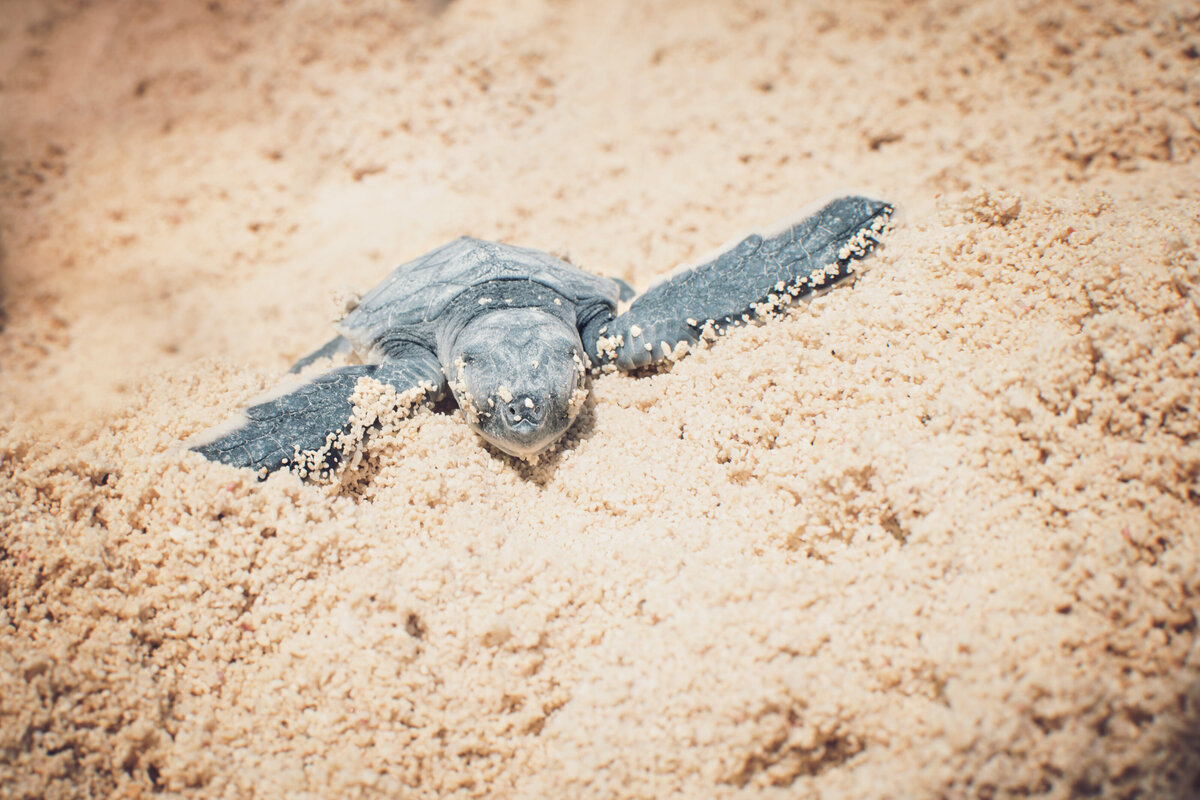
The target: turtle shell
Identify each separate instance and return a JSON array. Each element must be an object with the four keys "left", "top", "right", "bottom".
[{"left": 335, "top": 237, "right": 620, "bottom": 356}]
